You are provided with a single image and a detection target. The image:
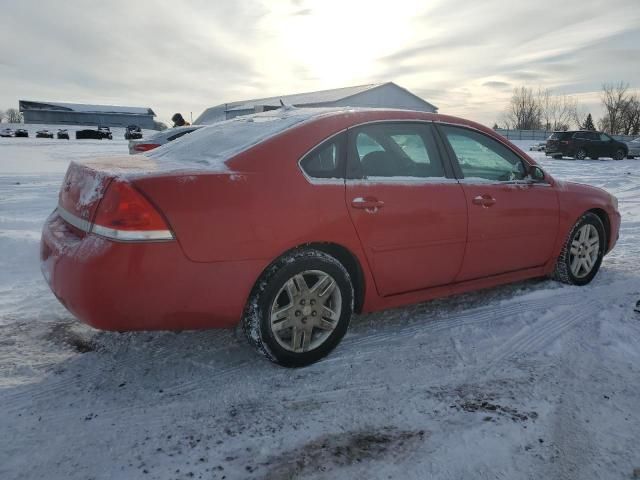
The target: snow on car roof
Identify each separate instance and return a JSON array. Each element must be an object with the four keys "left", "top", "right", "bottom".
[{"left": 146, "top": 107, "right": 353, "bottom": 171}]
